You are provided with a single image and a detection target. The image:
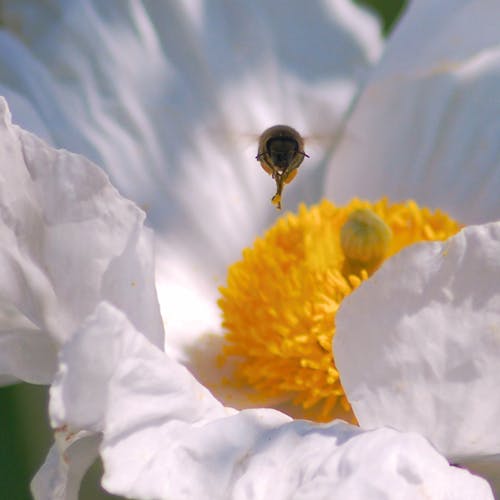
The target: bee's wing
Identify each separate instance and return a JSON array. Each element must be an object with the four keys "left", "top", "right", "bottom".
[
  {"left": 202, "top": 123, "right": 357, "bottom": 166},
  {"left": 302, "top": 126, "right": 359, "bottom": 158},
  {"left": 202, "top": 124, "right": 260, "bottom": 152}
]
